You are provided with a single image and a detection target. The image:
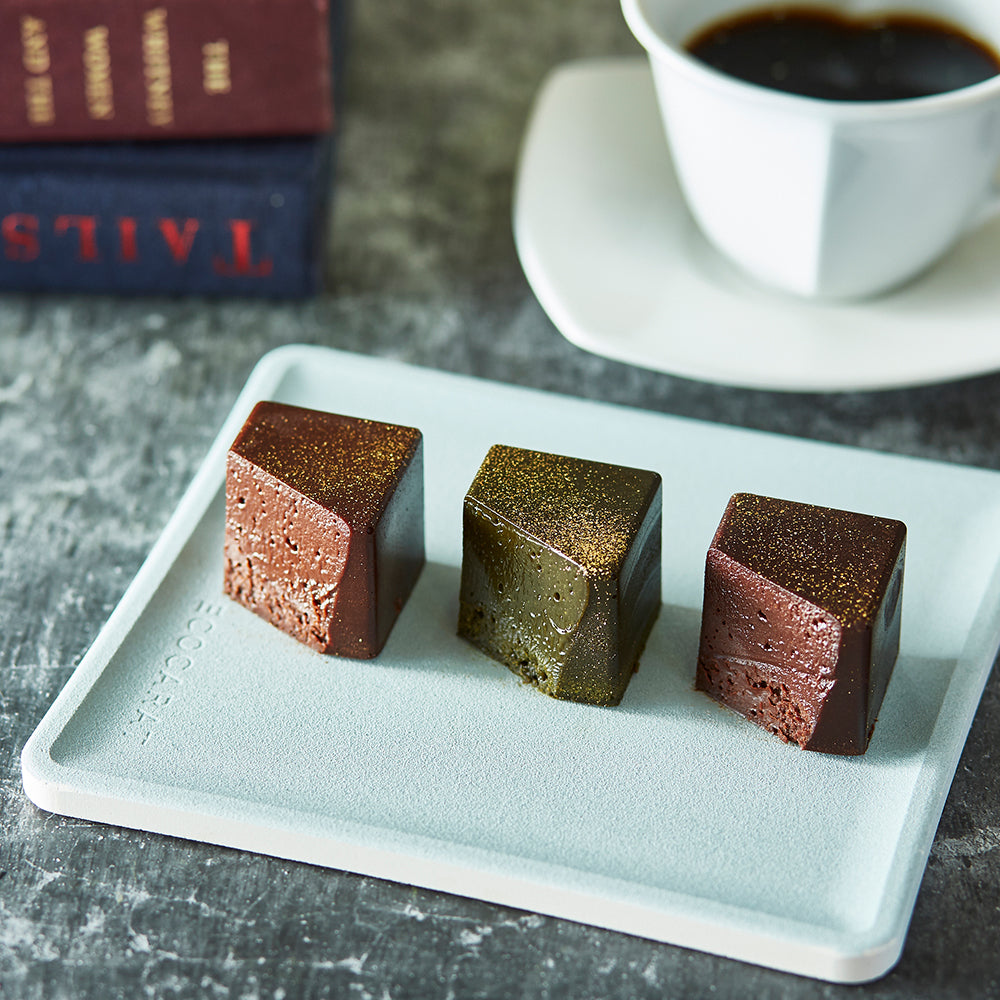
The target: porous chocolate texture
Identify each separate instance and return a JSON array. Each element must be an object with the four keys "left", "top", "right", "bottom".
[
  {"left": 696, "top": 493, "right": 906, "bottom": 755},
  {"left": 223, "top": 401, "right": 424, "bottom": 658},
  {"left": 458, "top": 444, "right": 662, "bottom": 706}
]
